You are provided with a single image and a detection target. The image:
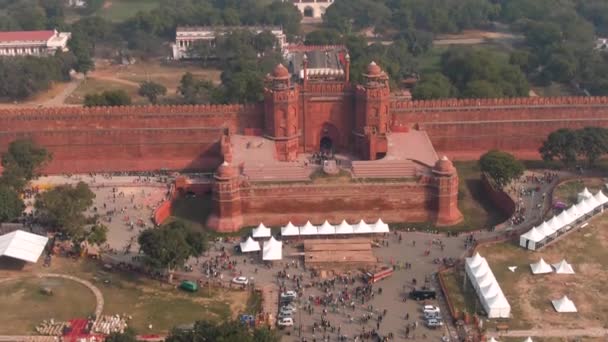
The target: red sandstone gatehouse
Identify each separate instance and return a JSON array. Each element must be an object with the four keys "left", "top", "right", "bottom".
[{"left": 2, "top": 54, "right": 608, "bottom": 231}]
